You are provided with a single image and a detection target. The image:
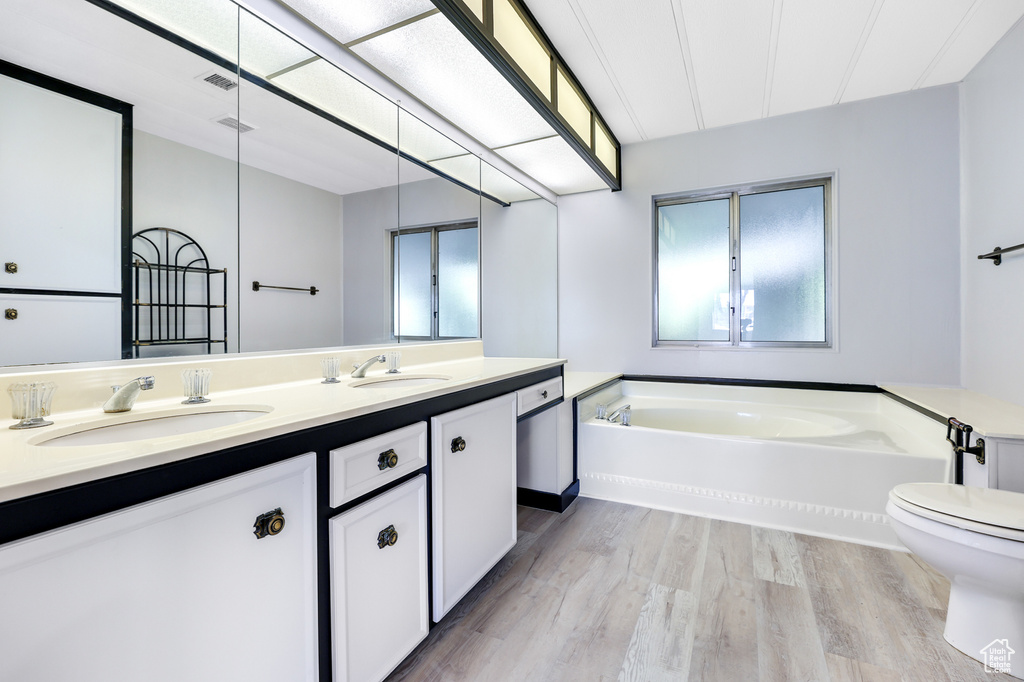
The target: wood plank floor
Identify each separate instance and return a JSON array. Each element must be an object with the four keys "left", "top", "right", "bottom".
[{"left": 388, "top": 498, "right": 1015, "bottom": 682}]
